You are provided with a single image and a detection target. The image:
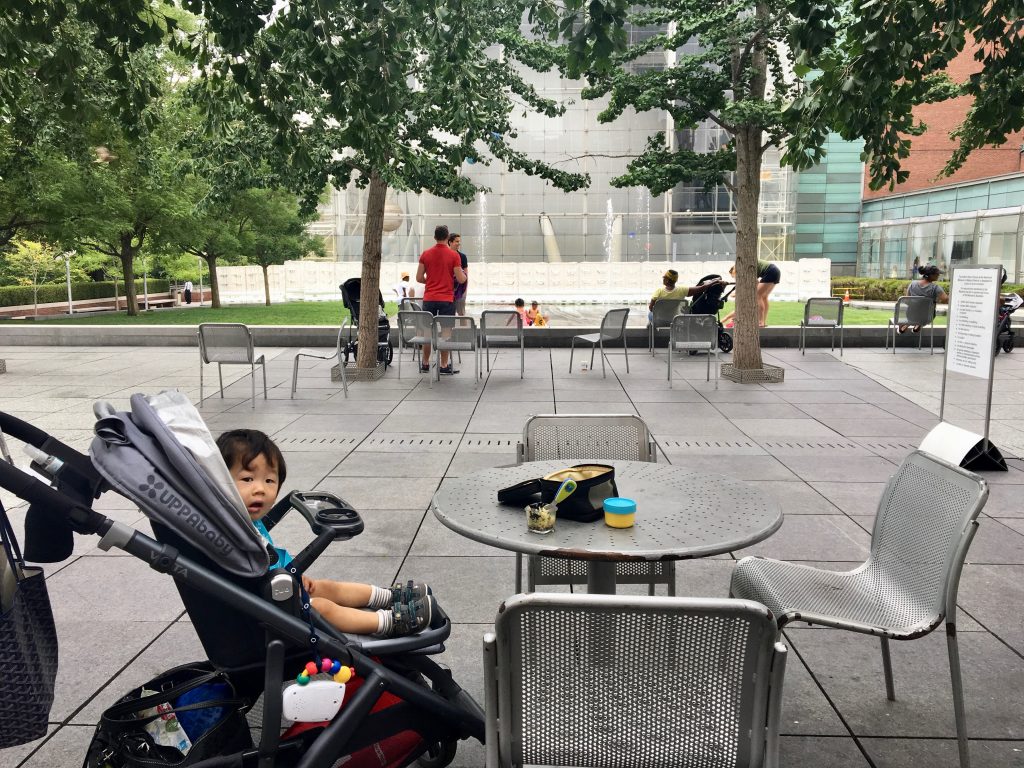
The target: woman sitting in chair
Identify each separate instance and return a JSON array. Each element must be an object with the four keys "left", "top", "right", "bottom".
[{"left": 900, "top": 265, "right": 947, "bottom": 334}]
